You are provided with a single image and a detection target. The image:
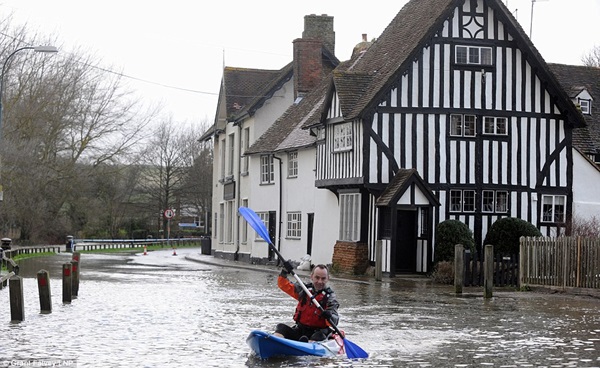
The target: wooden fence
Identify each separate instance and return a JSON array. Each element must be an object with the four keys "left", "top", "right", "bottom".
[
  {"left": 520, "top": 236, "right": 600, "bottom": 289},
  {"left": 463, "top": 251, "right": 519, "bottom": 287}
]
